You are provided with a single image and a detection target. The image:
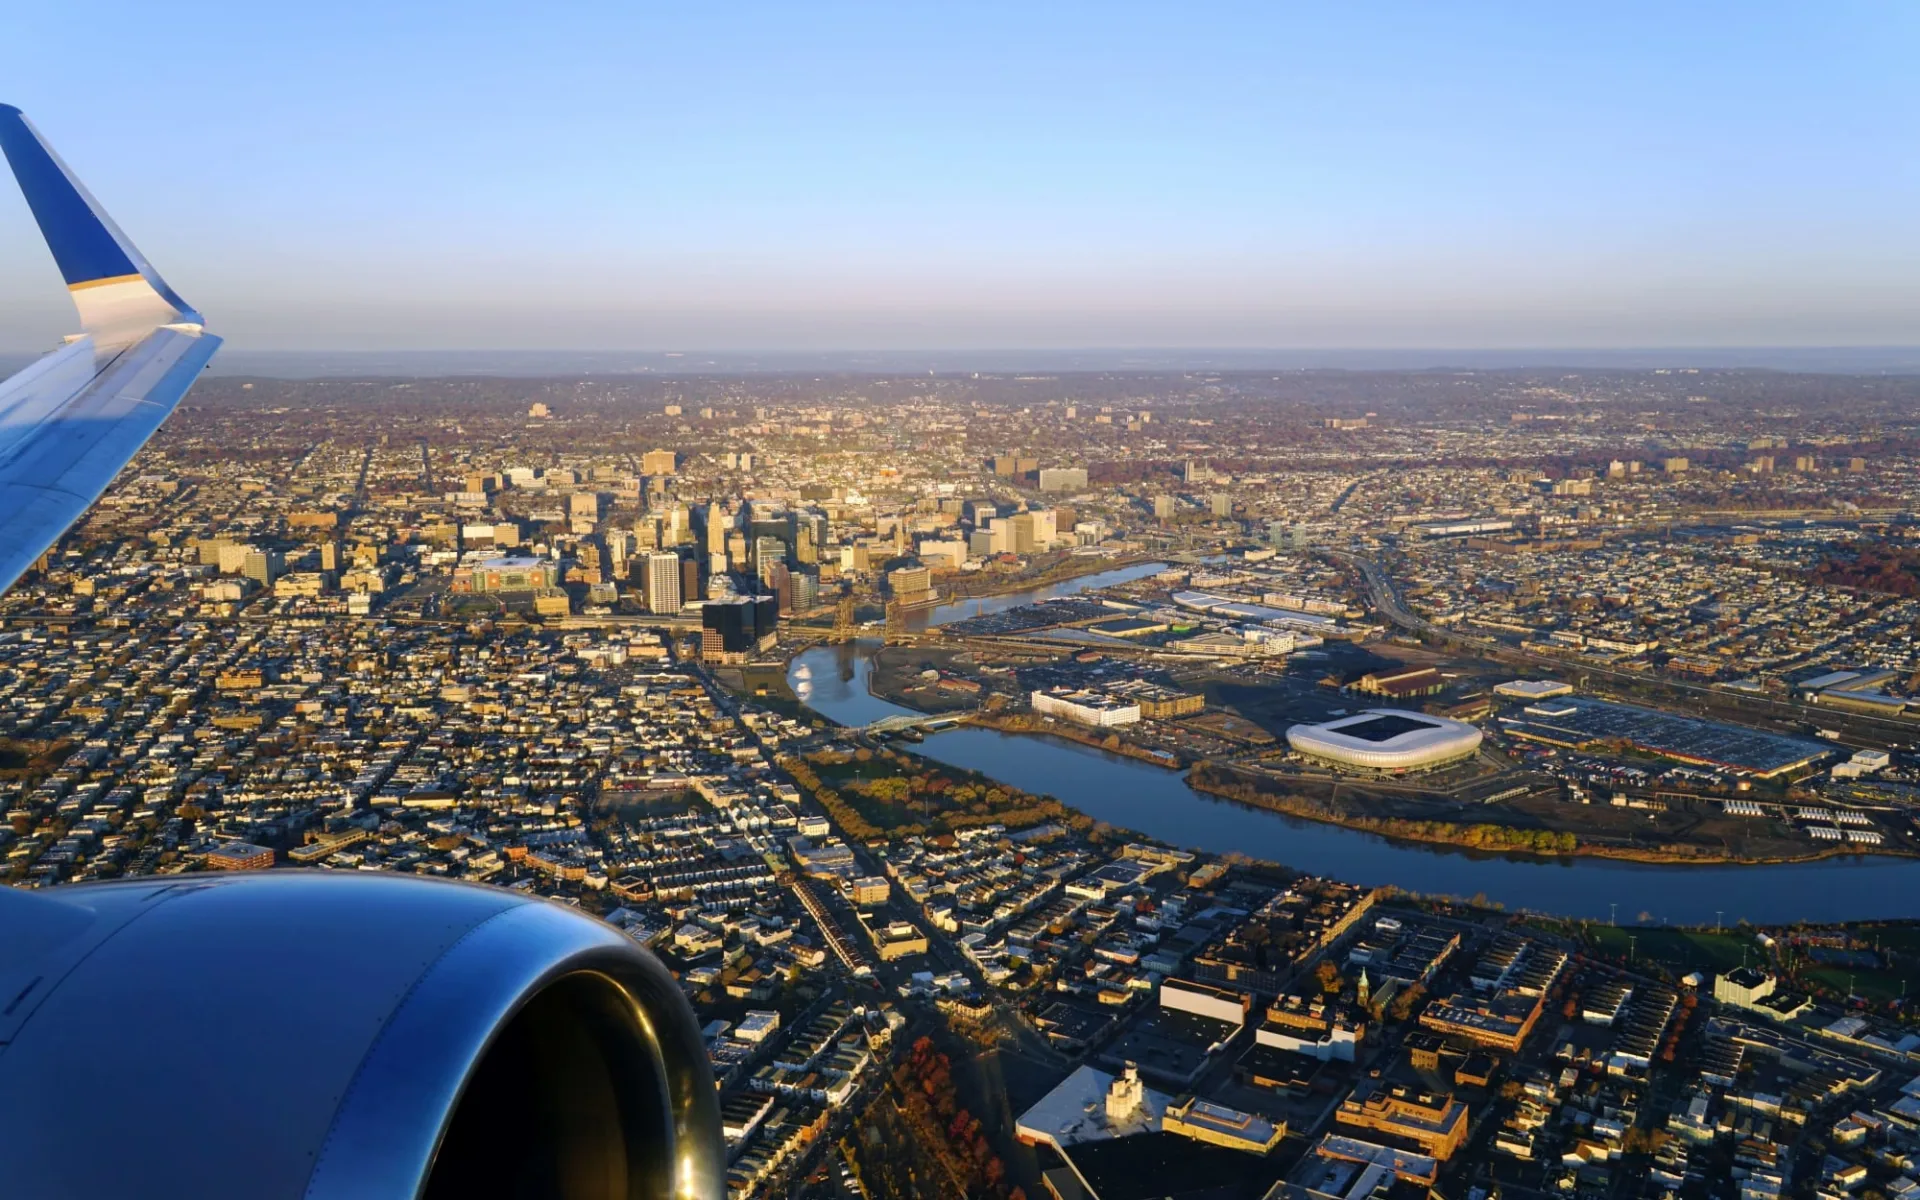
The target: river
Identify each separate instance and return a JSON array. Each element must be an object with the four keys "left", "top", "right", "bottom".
[
  {"left": 786, "top": 567, "right": 1920, "bottom": 925},
  {"left": 901, "top": 558, "right": 1172, "bottom": 631}
]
